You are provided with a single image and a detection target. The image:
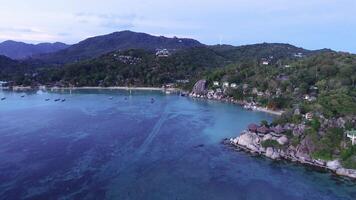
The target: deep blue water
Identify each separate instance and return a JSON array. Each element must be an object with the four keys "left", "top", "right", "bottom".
[{"left": 0, "top": 89, "right": 355, "bottom": 200}]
